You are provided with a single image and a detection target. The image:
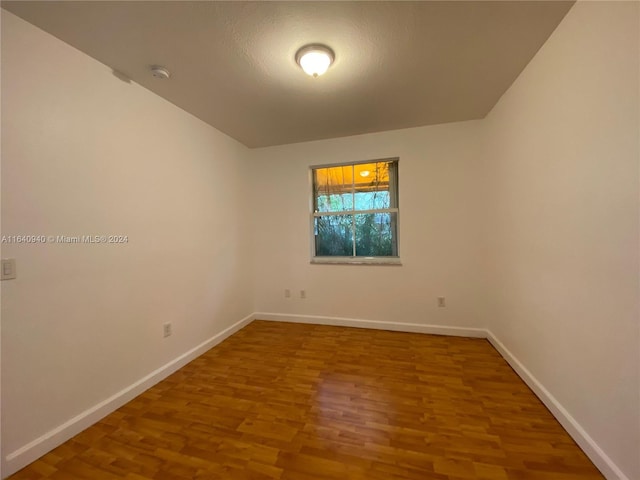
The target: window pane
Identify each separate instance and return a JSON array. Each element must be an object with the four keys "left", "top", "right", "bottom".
[
  {"left": 314, "top": 215, "right": 353, "bottom": 256},
  {"left": 311, "top": 159, "right": 399, "bottom": 260},
  {"left": 353, "top": 161, "right": 395, "bottom": 211},
  {"left": 354, "top": 212, "right": 398, "bottom": 257},
  {"left": 316, "top": 193, "right": 353, "bottom": 213},
  {"left": 314, "top": 166, "right": 353, "bottom": 212},
  {"left": 354, "top": 191, "right": 389, "bottom": 210}
]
